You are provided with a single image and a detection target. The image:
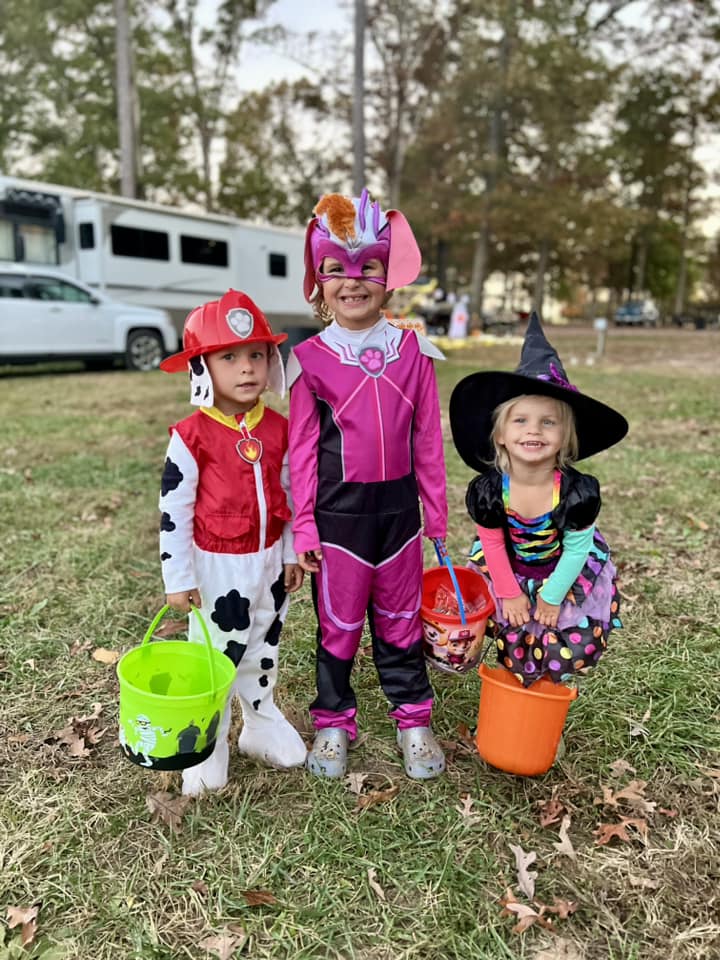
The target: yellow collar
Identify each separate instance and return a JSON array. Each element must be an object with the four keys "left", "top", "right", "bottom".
[{"left": 201, "top": 399, "right": 265, "bottom": 432}]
